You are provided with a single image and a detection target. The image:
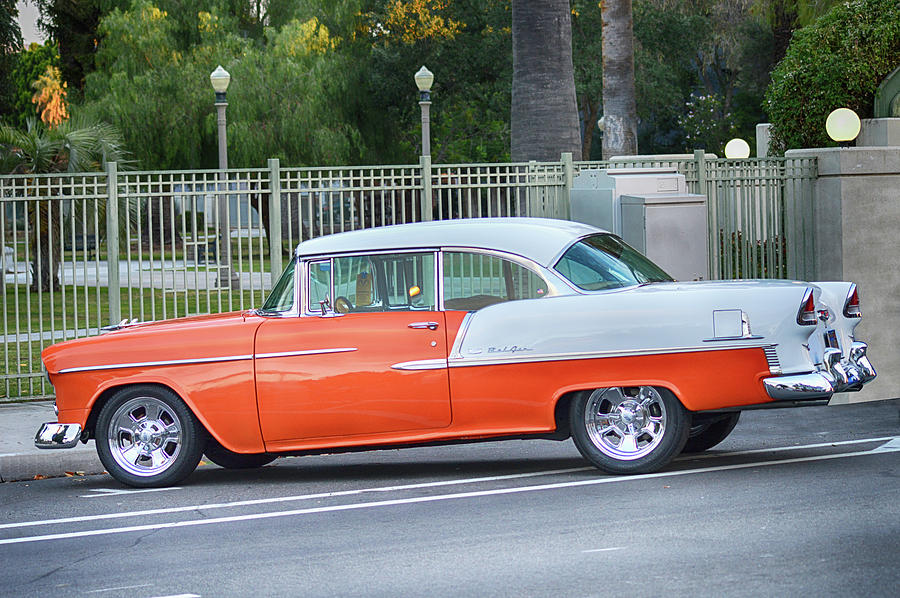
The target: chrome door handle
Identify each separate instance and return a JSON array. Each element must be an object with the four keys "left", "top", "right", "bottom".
[{"left": 408, "top": 321, "right": 439, "bottom": 330}]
